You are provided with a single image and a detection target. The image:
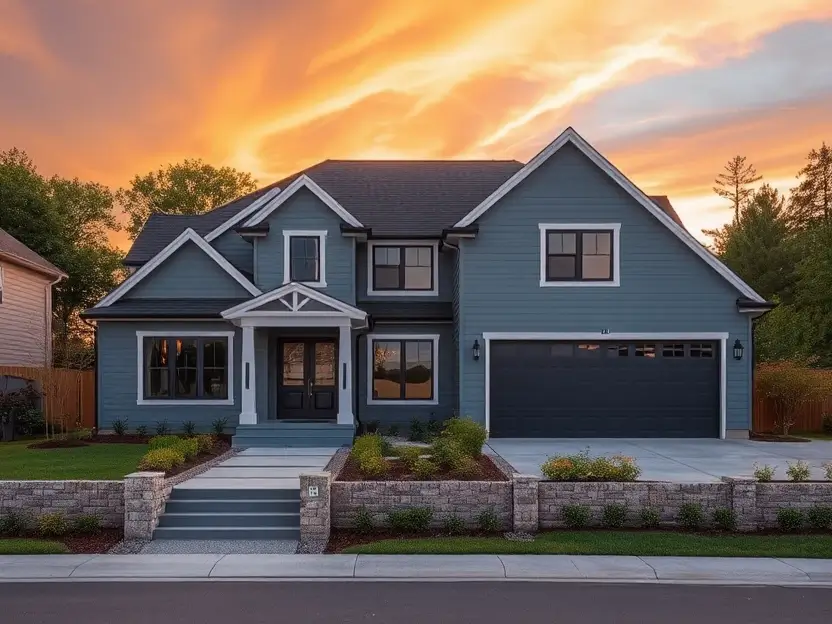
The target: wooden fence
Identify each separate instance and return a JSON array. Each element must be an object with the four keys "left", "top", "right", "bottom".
[
  {"left": 0, "top": 366, "right": 95, "bottom": 429},
  {"left": 752, "top": 396, "right": 832, "bottom": 433}
]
